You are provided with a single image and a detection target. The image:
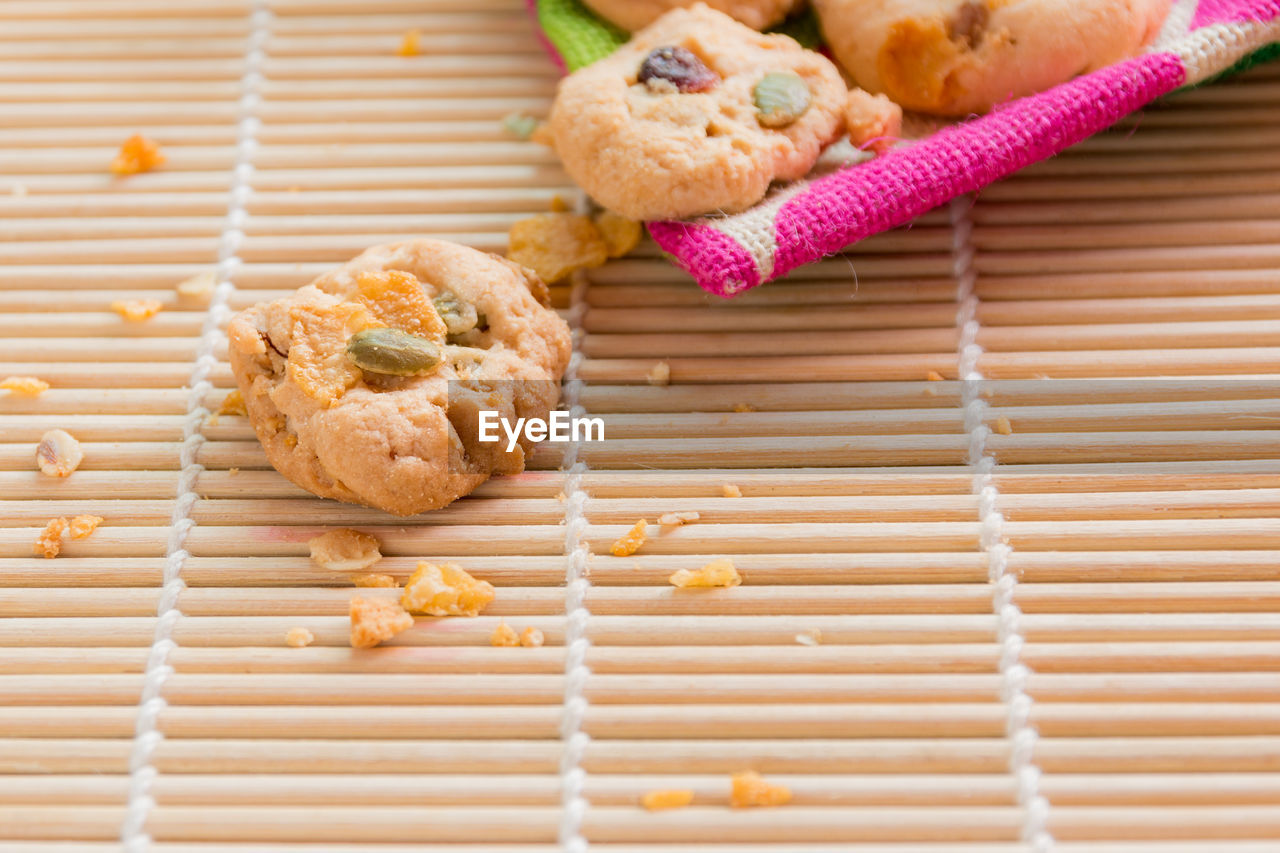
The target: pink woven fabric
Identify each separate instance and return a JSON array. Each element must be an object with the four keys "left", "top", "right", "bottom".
[{"left": 1193, "top": 0, "right": 1280, "bottom": 26}]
